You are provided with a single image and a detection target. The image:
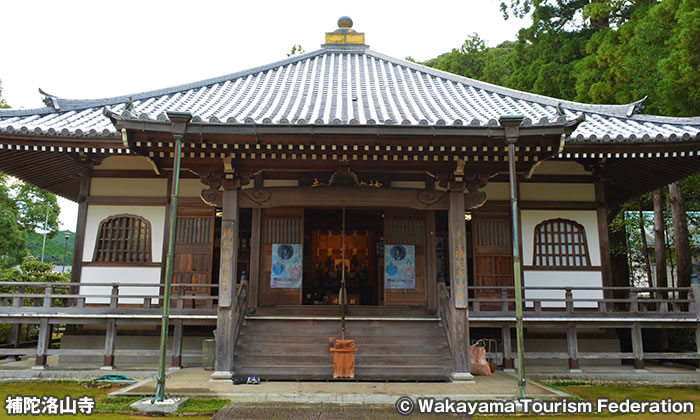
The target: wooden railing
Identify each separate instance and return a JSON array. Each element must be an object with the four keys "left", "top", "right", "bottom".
[
  {"left": 467, "top": 285, "right": 699, "bottom": 317},
  {"left": 441, "top": 284, "right": 700, "bottom": 371},
  {"left": 0, "top": 281, "right": 219, "bottom": 370},
  {"left": 1, "top": 281, "right": 697, "bottom": 371}
]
